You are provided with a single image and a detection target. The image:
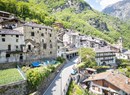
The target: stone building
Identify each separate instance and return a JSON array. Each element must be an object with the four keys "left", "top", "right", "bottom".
[
  {"left": 0, "top": 29, "right": 25, "bottom": 63},
  {"left": 80, "top": 35, "right": 107, "bottom": 49},
  {"left": 94, "top": 46, "right": 116, "bottom": 66},
  {"left": 15, "top": 23, "right": 57, "bottom": 59},
  {"left": 63, "top": 31, "right": 80, "bottom": 48},
  {"left": 0, "top": 11, "right": 23, "bottom": 29}
]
